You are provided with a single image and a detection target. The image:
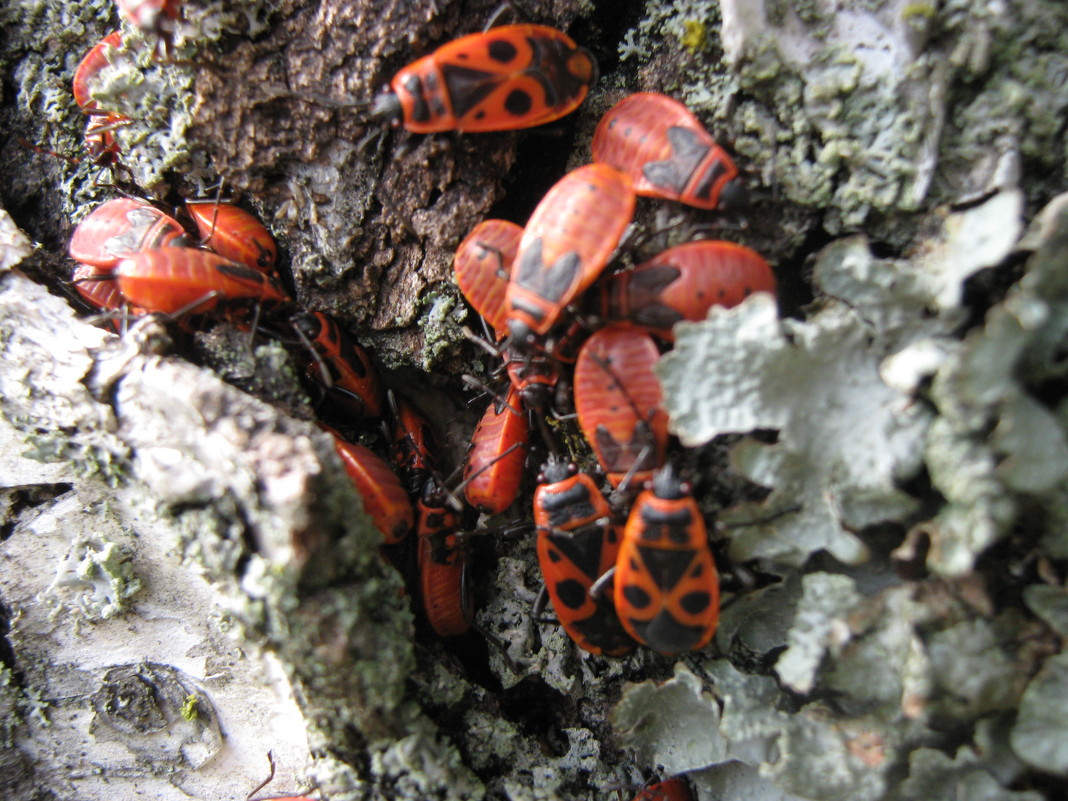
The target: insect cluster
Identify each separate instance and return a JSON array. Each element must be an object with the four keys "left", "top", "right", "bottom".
[
  {"left": 66, "top": 19, "right": 556, "bottom": 646},
  {"left": 65, "top": 186, "right": 470, "bottom": 636},
  {"left": 68, "top": 13, "right": 781, "bottom": 659},
  {"left": 64, "top": 12, "right": 774, "bottom": 797},
  {"left": 451, "top": 88, "right": 777, "bottom": 659}
]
